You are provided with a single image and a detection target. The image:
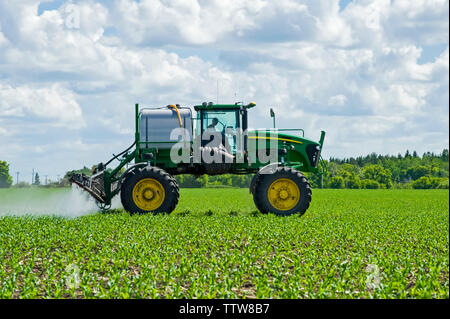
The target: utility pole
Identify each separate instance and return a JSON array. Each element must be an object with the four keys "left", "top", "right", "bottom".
[
  {"left": 16, "top": 172, "right": 19, "bottom": 185},
  {"left": 45, "top": 175, "right": 48, "bottom": 186},
  {"left": 32, "top": 168, "right": 34, "bottom": 185}
]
